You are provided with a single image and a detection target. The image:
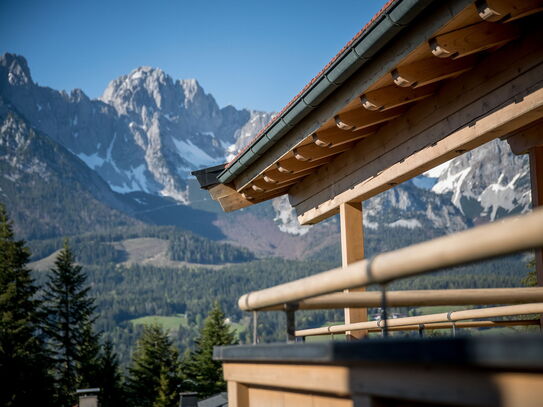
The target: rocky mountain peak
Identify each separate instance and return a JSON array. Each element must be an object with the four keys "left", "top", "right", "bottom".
[
  {"left": 101, "top": 66, "right": 181, "bottom": 115},
  {"left": 0, "top": 53, "right": 33, "bottom": 88}
]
